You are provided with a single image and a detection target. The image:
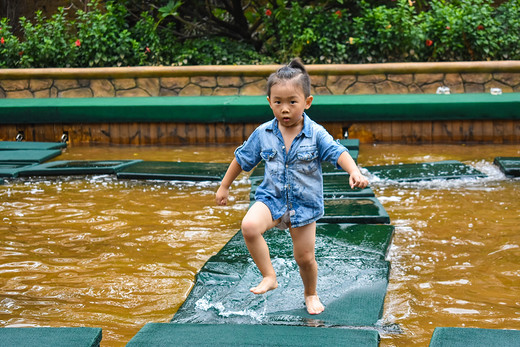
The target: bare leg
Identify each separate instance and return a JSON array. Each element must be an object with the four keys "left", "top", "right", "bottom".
[
  {"left": 290, "top": 222, "right": 324, "bottom": 315},
  {"left": 241, "top": 202, "right": 280, "bottom": 294}
]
